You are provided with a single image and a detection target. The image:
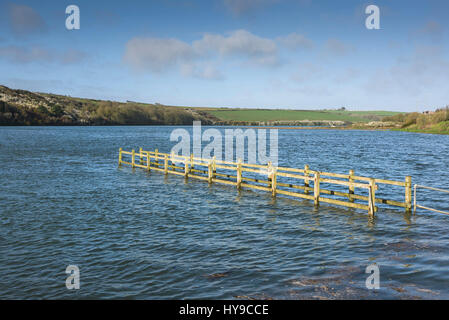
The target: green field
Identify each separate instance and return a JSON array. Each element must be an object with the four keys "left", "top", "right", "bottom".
[
  {"left": 1, "top": 84, "right": 405, "bottom": 126},
  {"left": 205, "top": 109, "right": 401, "bottom": 122},
  {"left": 394, "top": 121, "right": 449, "bottom": 135}
]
